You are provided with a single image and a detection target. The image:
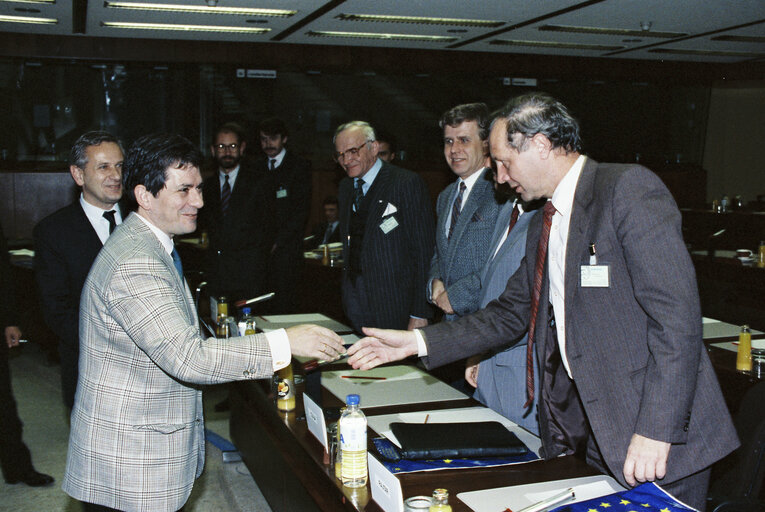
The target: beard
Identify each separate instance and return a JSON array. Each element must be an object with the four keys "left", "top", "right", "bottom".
[{"left": 216, "top": 154, "right": 241, "bottom": 170}]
